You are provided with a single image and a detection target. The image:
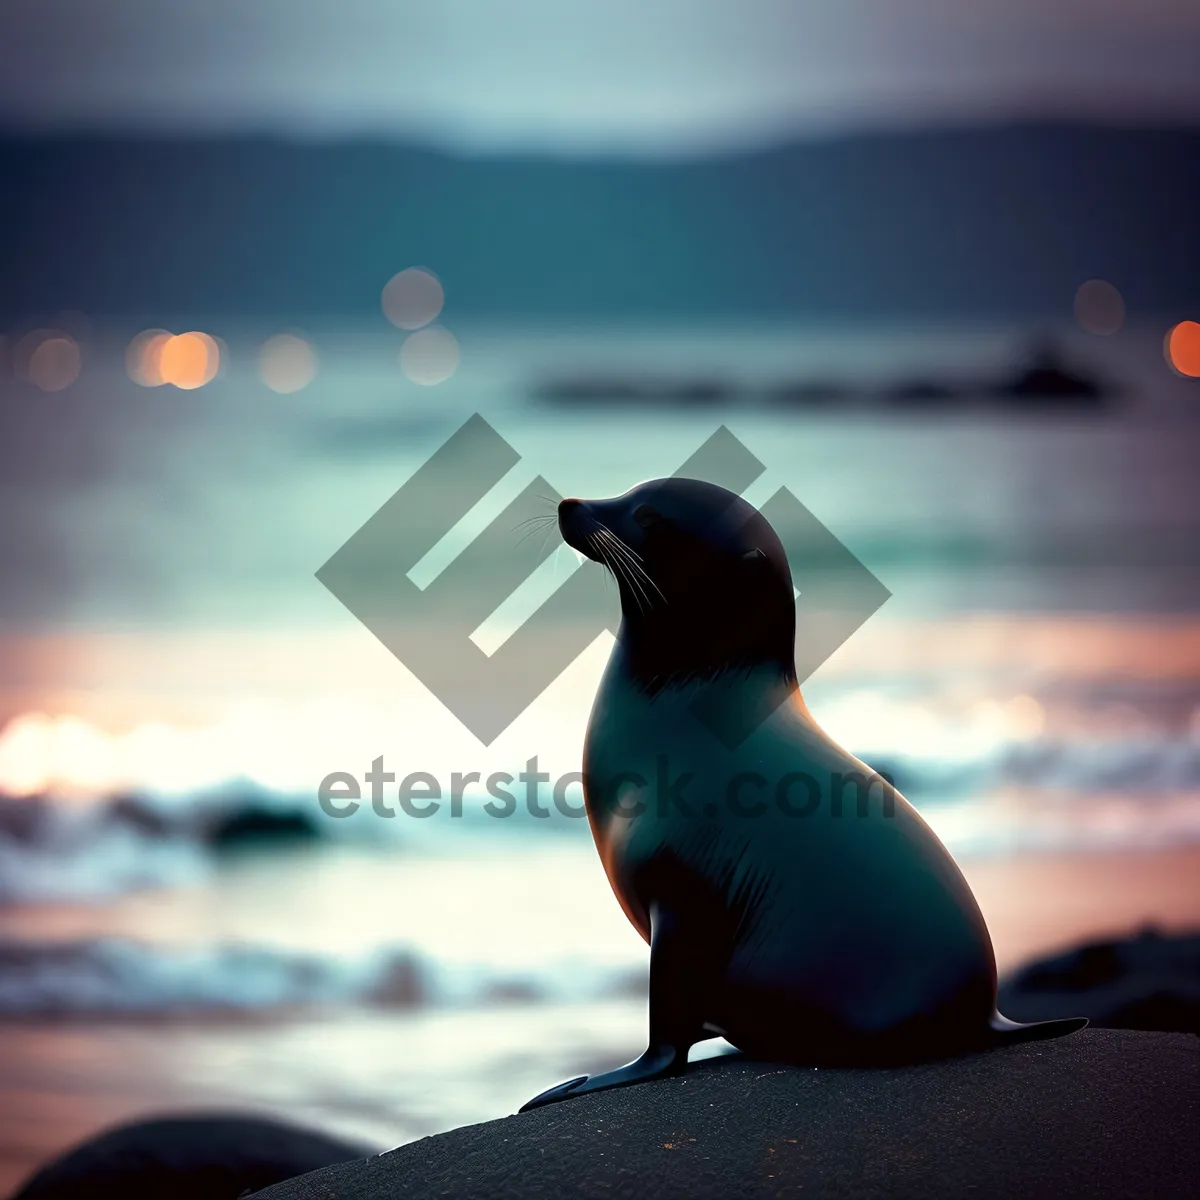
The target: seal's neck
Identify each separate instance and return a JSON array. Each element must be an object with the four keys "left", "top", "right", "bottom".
[
  {"left": 613, "top": 613, "right": 798, "bottom": 697},
  {"left": 587, "top": 641, "right": 803, "bottom": 768}
]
